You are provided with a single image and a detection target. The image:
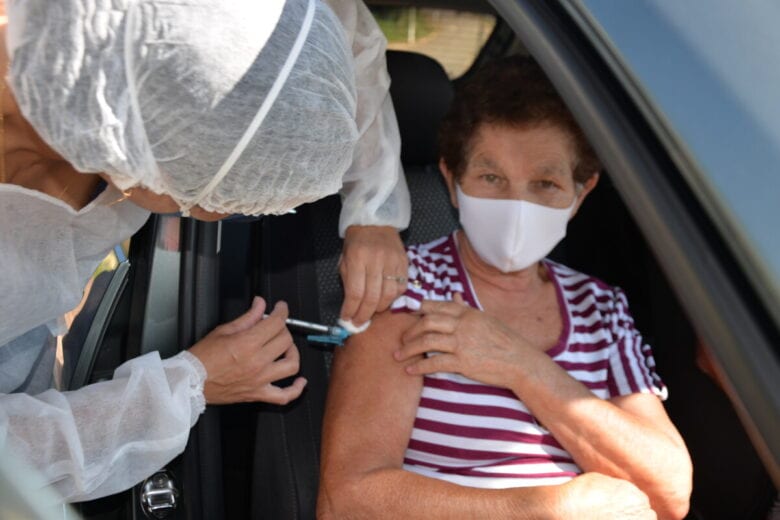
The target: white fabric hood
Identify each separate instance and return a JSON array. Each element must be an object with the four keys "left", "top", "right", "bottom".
[{"left": 5, "top": 0, "right": 358, "bottom": 216}]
